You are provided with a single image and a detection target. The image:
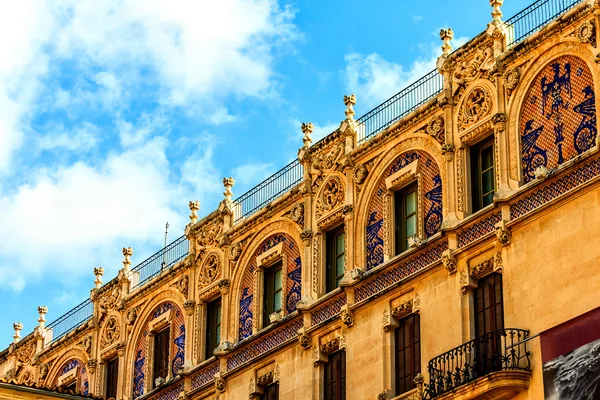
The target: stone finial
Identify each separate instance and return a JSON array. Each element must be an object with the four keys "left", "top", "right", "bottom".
[
  {"left": 490, "top": 0, "right": 503, "bottom": 23},
  {"left": 223, "top": 177, "right": 235, "bottom": 204},
  {"left": 37, "top": 306, "right": 48, "bottom": 329},
  {"left": 13, "top": 322, "right": 23, "bottom": 343},
  {"left": 189, "top": 200, "right": 200, "bottom": 224},
  {"left": 122, "top": 247, "right": 134, "bottom": 271},
  {"left": 301, "top": 122, "right": 314, "bottom": 148},
  {"left": 440, "top": 28, "right": 454, "bottom": 56},
  {"left": 94, "top": 267, "right": 104, "bottom": 289},
  {"left": 344, "top": 94, "right": 356, "bottom": 121}
]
